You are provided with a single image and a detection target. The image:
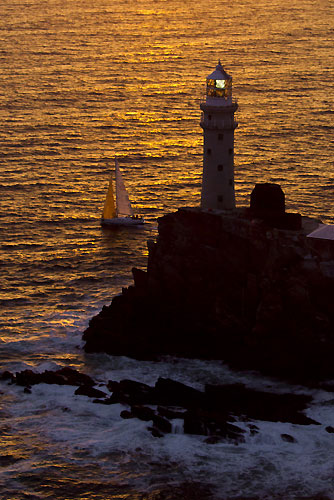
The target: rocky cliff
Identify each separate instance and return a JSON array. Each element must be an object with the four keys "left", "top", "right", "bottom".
[{"left": 83, "top": 197, "right": 334, "bottom": 382}]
